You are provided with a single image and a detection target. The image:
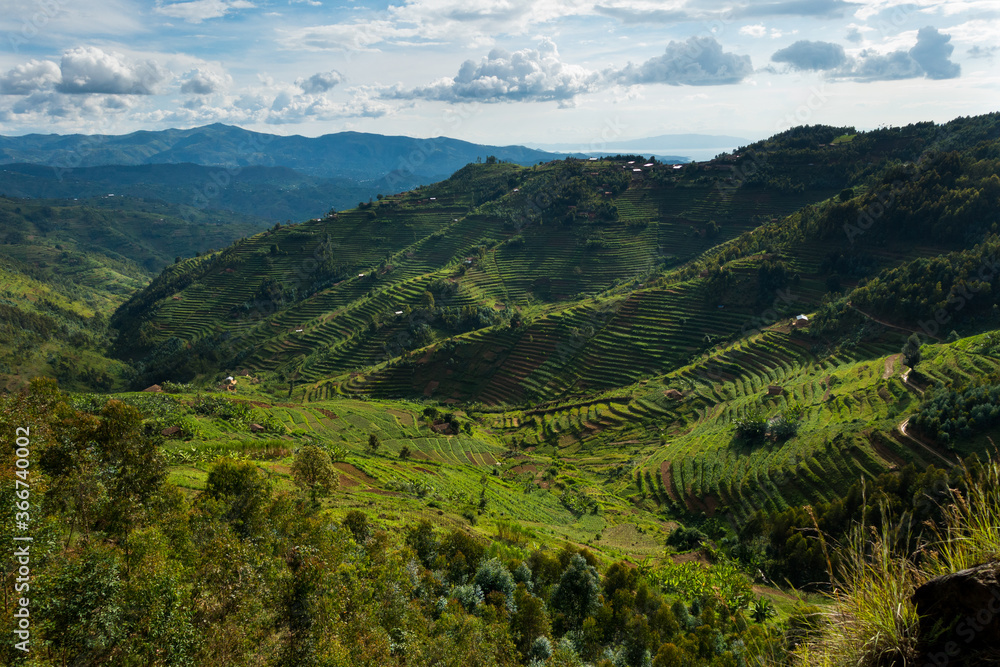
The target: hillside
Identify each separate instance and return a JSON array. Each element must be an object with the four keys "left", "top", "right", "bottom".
[
  {"left": 0, "top": 123, "right": 572, "bottom": 181},
  {"left": 0, "top": 194, "right": 271, "bottom": 391},
  {"left": 0, "top": 162, "right": 418, "bottom": 224},
  {"left": 104, "top": 113, "right": 1000, "bottom": 525},
  {"left": 3, "top": 114, "right": 1000, "bottom": 667}
]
